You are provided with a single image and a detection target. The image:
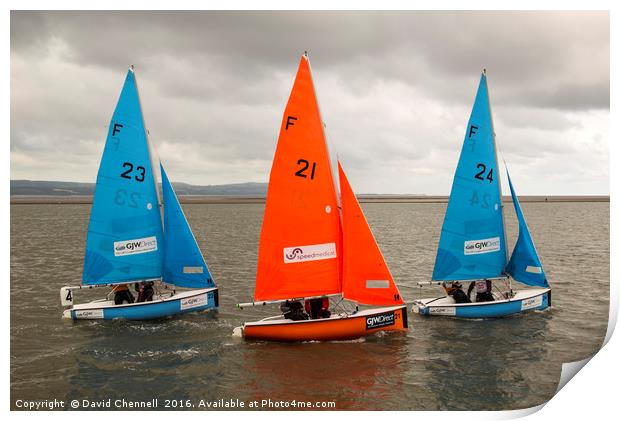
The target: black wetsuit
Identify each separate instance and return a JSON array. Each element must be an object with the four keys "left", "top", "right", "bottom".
[
  {"left": 307, "top": 298, "right": 331, "bottom": 319},
  {"left": 136, "top": 281, "right": 155, "bottom": 302},
  {"left": 114, "top": 289, "right": 135, "bottom": 305},
  {"left": 449, "top": 288, "right": 471, "bottom": 304},
  {"left": 280, "top": 300, "right": 308, "bottom": 321},
  {"left": 468, "top": 280, "right": 494, "bottom": 302}
]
